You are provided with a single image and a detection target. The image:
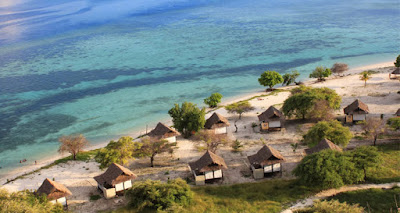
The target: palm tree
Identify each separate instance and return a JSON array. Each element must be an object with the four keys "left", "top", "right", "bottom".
[{"left": 359, "top": 71, "right": 371, "bottom": 87}]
